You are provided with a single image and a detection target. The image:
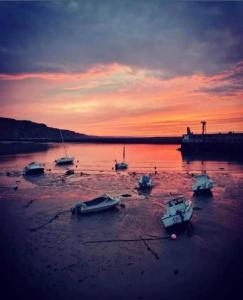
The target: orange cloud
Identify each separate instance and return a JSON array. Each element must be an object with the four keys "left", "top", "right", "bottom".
[{"left": 1, "top": 62, "right": 243, "bottom": 136}]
